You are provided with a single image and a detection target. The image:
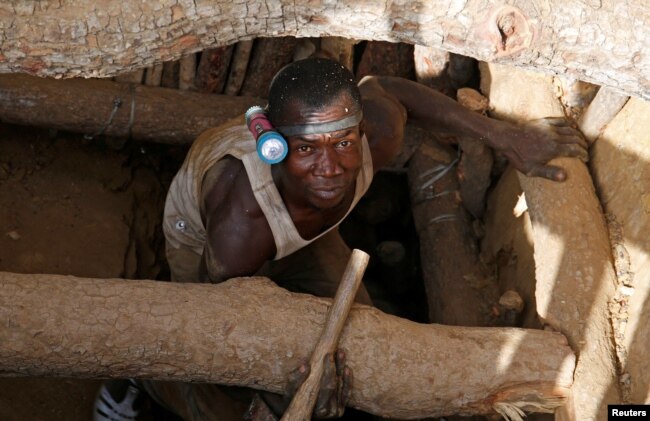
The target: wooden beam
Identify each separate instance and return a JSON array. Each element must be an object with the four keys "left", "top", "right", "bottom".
[
  {"left": 0, "top": 271, "right": 575, "bottom": 419},
  {"left": 408, "top": 129, "right": 498, "bottom": 326},
  {"left": 0, "top": 74, "right": 262, "bottom": 144},
  {"left": 480, "top": 61, "right": 622, "bottom": 420},
  {"left": 0, "top": 1, "right": 646, "bottom": 99},
  {"left": 578, "top": 87, "right": 630, "bottom": 143}
]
